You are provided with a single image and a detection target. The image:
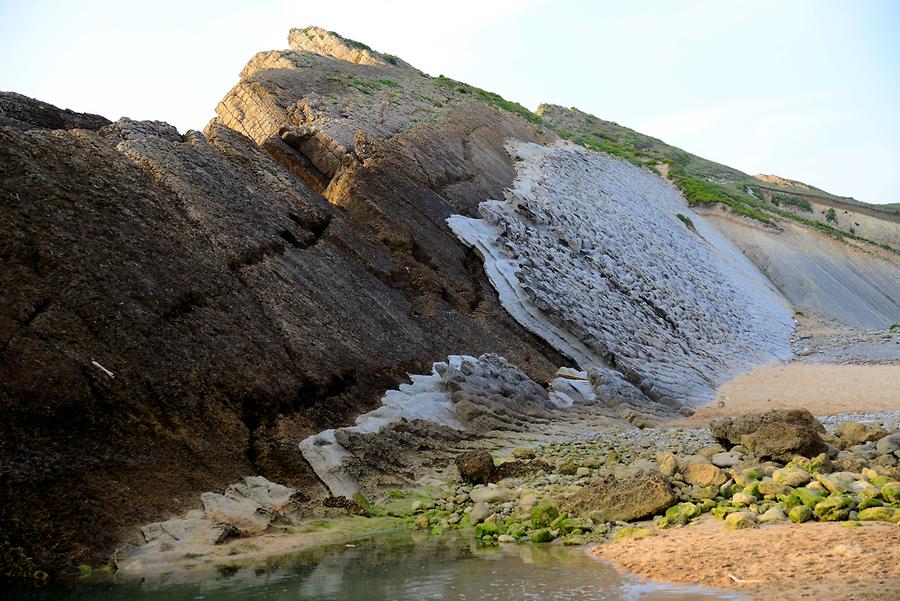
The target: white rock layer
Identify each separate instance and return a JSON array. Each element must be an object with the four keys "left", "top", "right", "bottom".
[{"left": 450, "top": 141, "right": 793, "bottom": 406}]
